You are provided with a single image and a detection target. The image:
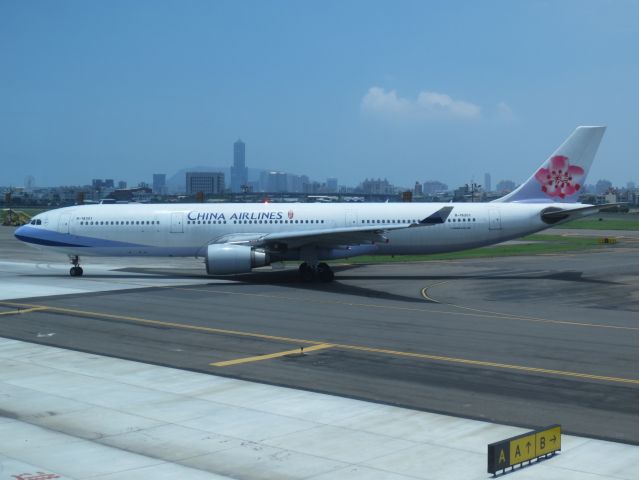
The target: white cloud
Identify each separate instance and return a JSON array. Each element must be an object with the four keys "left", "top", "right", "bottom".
[
  {"left": 361, "top": 87, "right": 411, "bottom": 114},
  {"left": 361, "top": 86, "right": 481, "bottom": 120},
  {"left": 416, "top": 91, "right": 481, "bottom": 118}
]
